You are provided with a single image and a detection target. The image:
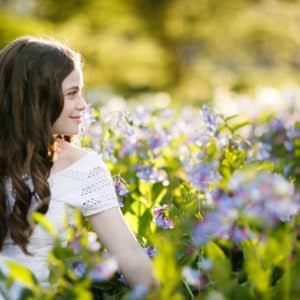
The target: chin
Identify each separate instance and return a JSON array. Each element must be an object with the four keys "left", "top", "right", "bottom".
[
  {"left": 53, "top": 129, "right": 80, "bottom": 136},
  {"left": 66, "top": 130, "right": 79, "bottom": 136}
]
